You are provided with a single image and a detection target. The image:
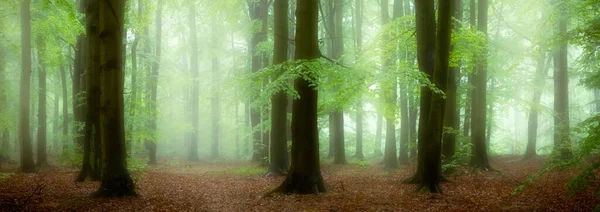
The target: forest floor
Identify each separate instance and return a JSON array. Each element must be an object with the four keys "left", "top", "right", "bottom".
[{"left": 0, "top": 155, "right": 598, "bottom": 211}]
